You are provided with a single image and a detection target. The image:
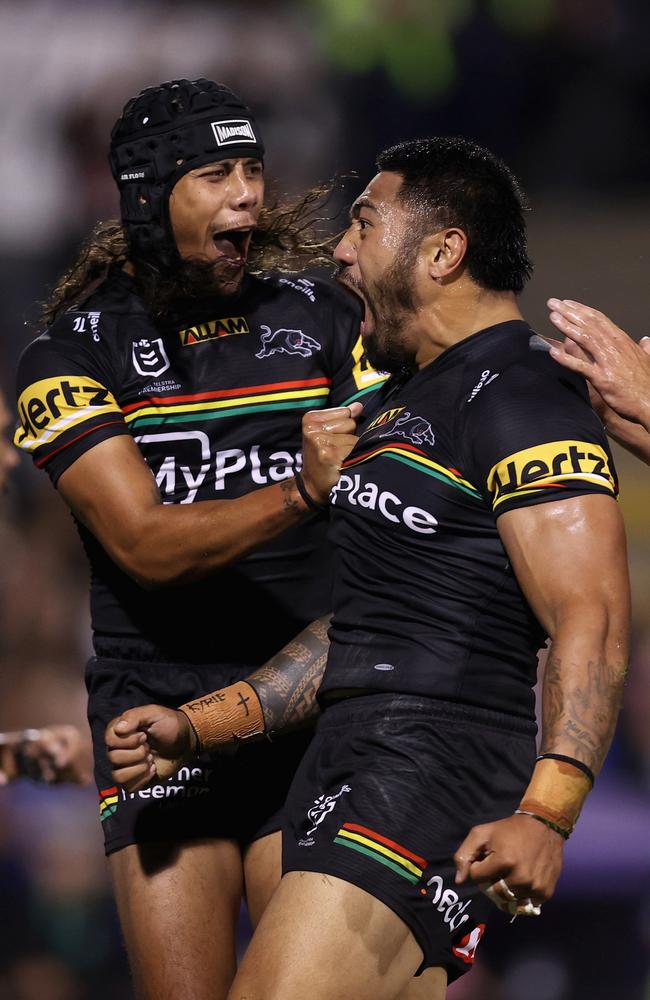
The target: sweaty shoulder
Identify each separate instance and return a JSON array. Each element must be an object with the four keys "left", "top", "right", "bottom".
[{"left": 457, "top": 321, "right": 617, "bottom": 516}]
